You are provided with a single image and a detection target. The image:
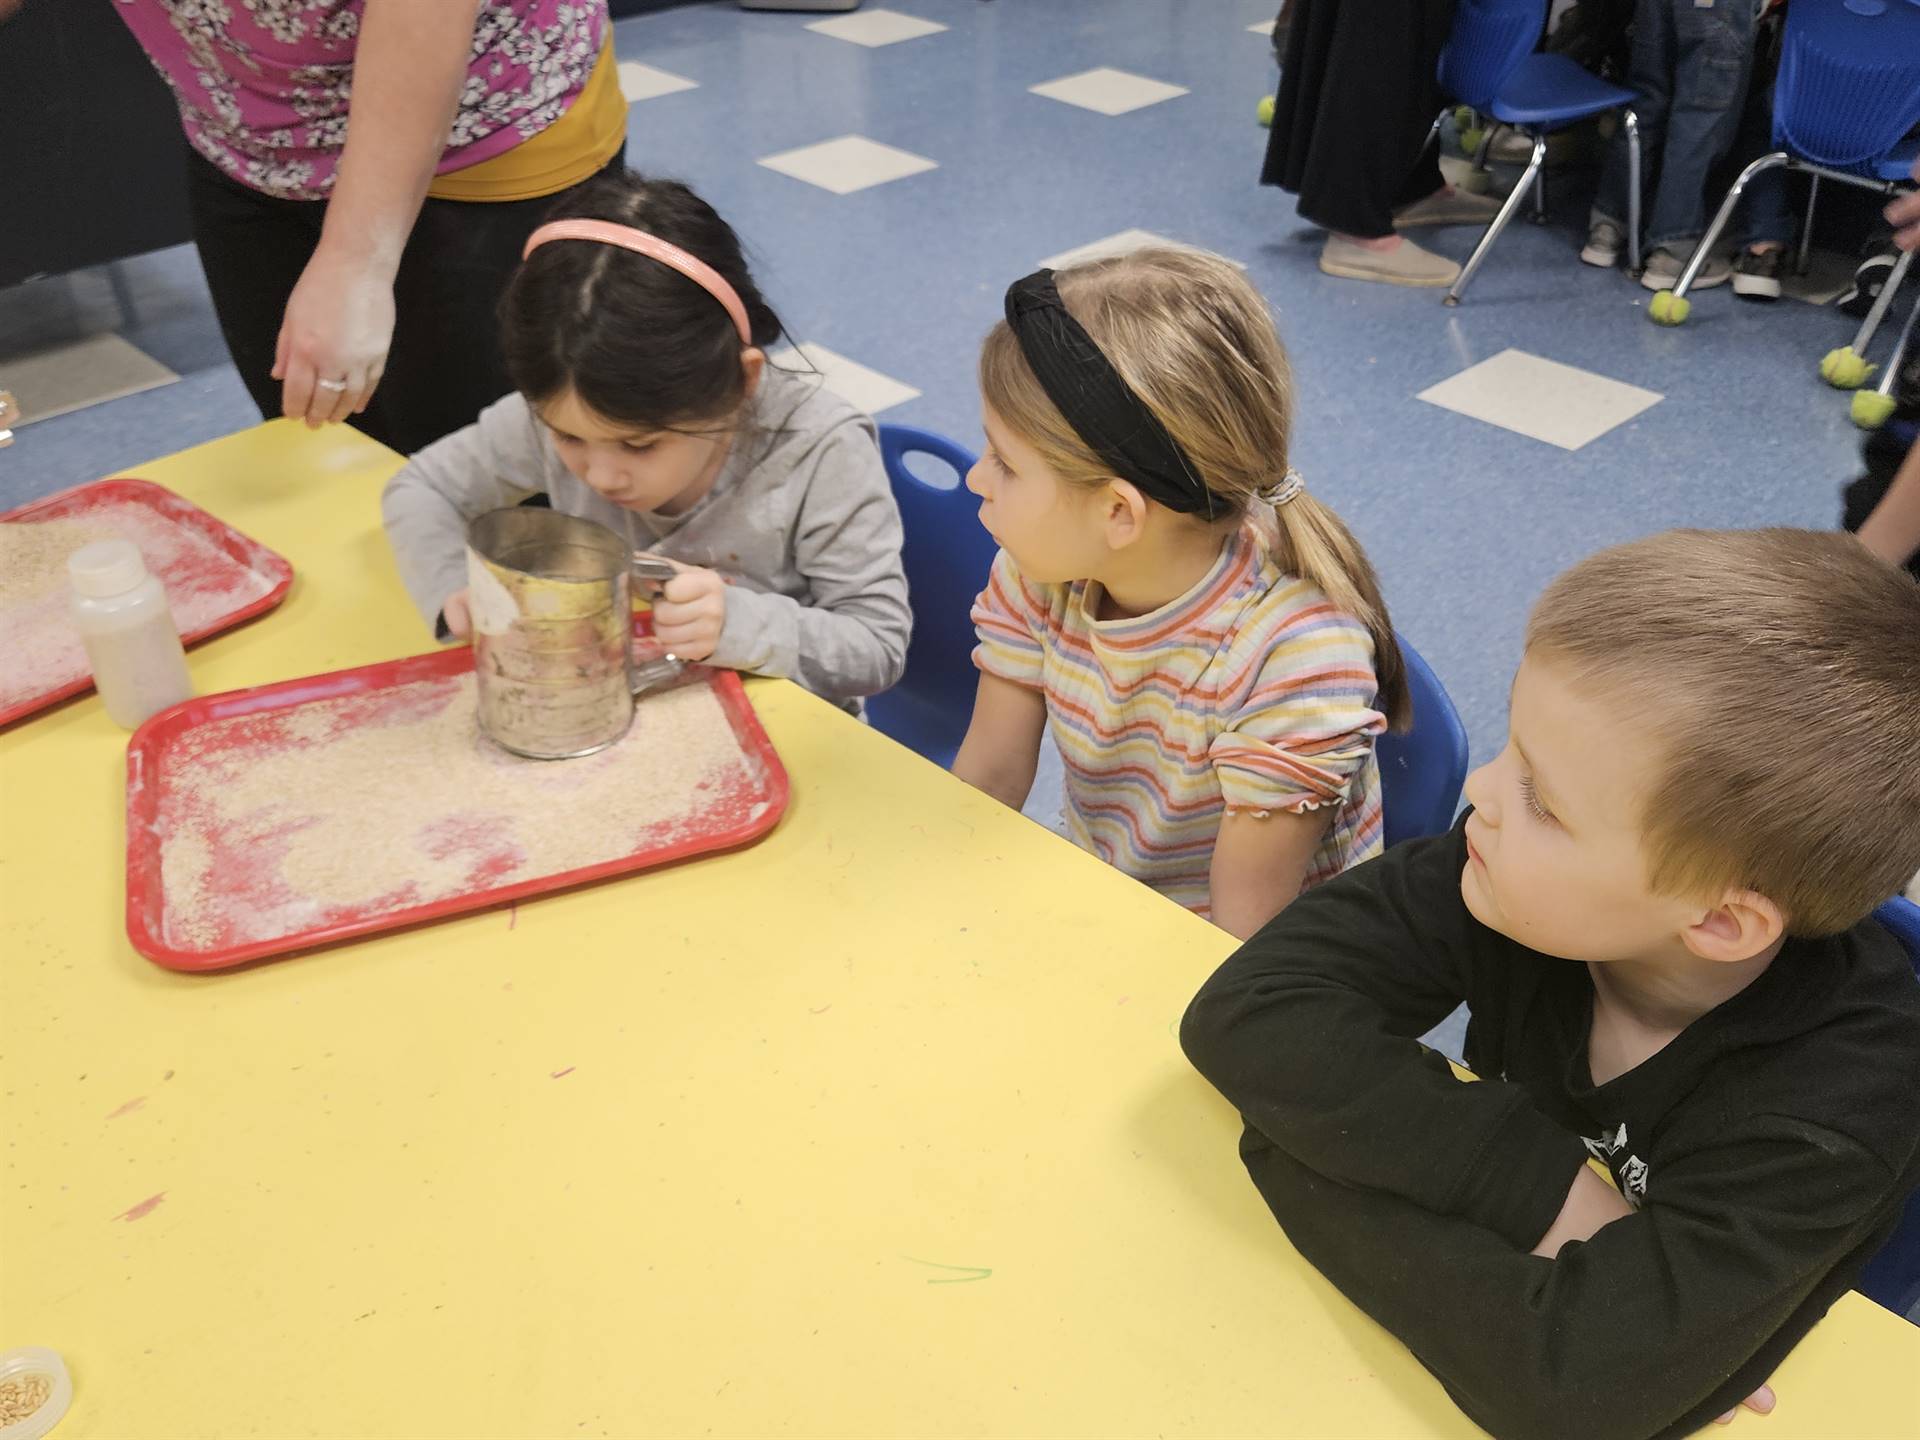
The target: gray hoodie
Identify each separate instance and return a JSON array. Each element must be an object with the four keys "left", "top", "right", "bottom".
[{"left": 380, "top": 365, "right": 911, "bottom": 704}]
